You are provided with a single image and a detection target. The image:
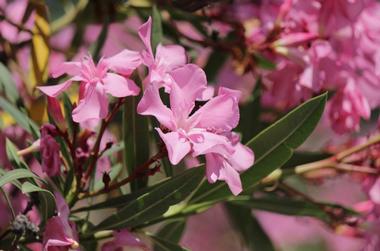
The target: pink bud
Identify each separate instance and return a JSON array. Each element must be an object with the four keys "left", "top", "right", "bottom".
[{"left": 47, "top": 97, "right": 66, "bottom": 132}]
